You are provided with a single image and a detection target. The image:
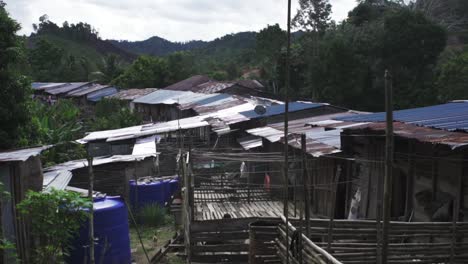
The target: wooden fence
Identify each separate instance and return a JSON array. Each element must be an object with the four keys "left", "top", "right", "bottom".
[{"left": 277, "top": 216, "right": 468, "bottom": 264}]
